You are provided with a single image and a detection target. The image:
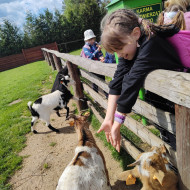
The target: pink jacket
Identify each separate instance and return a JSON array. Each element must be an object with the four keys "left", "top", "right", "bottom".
[
  {"left": 167, "top": 30, "right": 190, "bottom": 69},
  {"left": 184, "top": 12, "right": 190, "bottom": 31}
]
